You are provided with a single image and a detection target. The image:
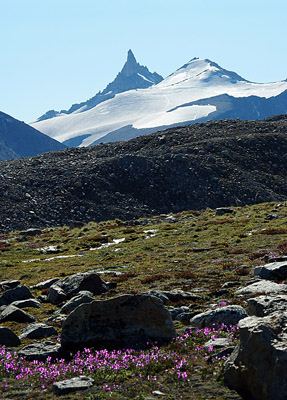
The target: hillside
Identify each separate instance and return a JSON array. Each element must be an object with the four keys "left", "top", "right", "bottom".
[
  {"left": 1, "top": 116, "right": 287, "bottom": 233},
  {"left": 1, "top": 200, "right": 287, "bottom": 399},
  {"left": 0, "top": 112, "right": 66, "bottom": 161}
]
